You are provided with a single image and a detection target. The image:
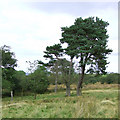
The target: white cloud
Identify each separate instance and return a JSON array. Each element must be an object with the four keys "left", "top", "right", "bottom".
[
  {"left": 0, "top": 1, "right": 118, "bottom": 73},
  {"left": 107, "top": 54, "right": 118, "bottom": 73},
  {"left": 0, "top": 1, "right": 76, "bottom": 72}
]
